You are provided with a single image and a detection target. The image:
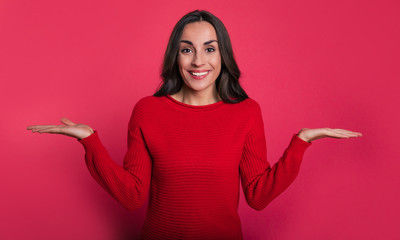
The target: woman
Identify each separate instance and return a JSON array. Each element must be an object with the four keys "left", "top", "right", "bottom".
[{"left": 27, "top": 10, "right": 362, "bottom": 240}]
